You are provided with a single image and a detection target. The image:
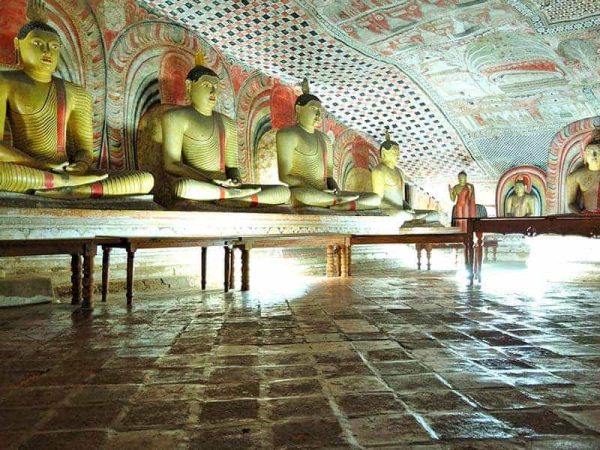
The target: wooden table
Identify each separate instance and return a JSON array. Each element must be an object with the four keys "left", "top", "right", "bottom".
[
  {"left": 469, "top": 216, "right": 600, "bottom": 282},
  {"left": 97, "top": 236, "right": 240, "bottom": 305},
  {"left": 235, "top": 234, "right": 349, "bottom": 291},
  {"left": 345, "top": 229, "right": 472, "bottom": 277},
  {"left": 0, "top": 238, "right": 97, "bottom": 311},
  {"left": 415, "top": 239, "right": 497, "bottom": 270}
]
